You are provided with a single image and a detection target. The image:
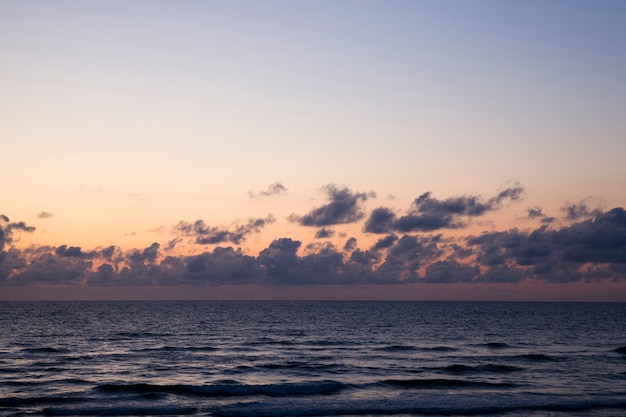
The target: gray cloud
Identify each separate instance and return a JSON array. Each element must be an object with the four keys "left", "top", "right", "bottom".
[
  {"left": 526, "top": 206, "right": 555, "bottom": 224},
  {"left": 0, "top": 216, "right": 36, "bottom": 250},
  {"left": 181, "top": 247, "right": 261, "bottom": 286},
  {"left": 260, "top": 182, "right": 288, "bottom": 197},
  {"left": 561, "top": 199, "right": 601, "bottom": 221},
  {"left": 2, "top": 200, "right": 626, "bottom": 288},
  {"left": 465, "top": 207, "right": 626, "bottom": 283},
  {"left": 55, "top": 245, "right": 91, "bottom": 258},
  {"left": 249, "top": 182, "right": 289, "bottom": 198},
  {"left": 37, "top": 212, "right": 54, "bottom": 219},
  {"left": 343, "top": 237, "right": 357, "bottom": 252},
  {"left": 364, "top": 207, "right": 396, "bottom": 233},
  {"left": 365, "top": 186, "right": 525, "bottom": 234},
  {"left": 257, "top": 238, "right": 302, "bottom": 285},
  {"left": 127, "top": 242, "right": 160, "bottom": 265},
  {"left": 1, "top": 245, "right": 92, "bottom": 286},
  {"left": 174, "top": 215, "right": 275, "bottom": 245},
  {"left": 164, "top": 238, "right": 182, "bottom": 251},
  {"left": 373, "top": 234, "right": 398, "bottom": 250},
  {"left": 423, "top": 260, "right": 480, "bottom": 283},
  {"left": 314, "top": 228, "right": 334, "bottom": 239},
  {"left": 291, "top": 184, "right": 375, "bottom": 227}
]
